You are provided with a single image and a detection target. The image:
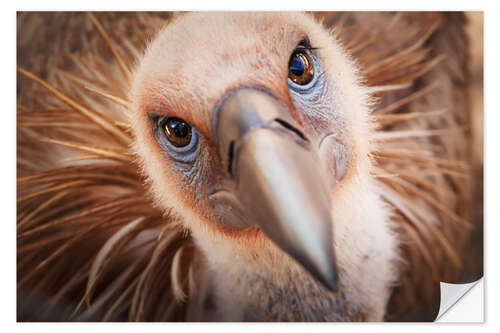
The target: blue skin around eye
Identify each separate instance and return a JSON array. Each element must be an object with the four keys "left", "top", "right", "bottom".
[
  {"left": 151, "top": 116, "right": 208, "bottom": 199},
  {"left": 288, "top": 52, "right": 323, "bottom": 95},
  {"left": 288, "top": 53, "right": 344, "bottom": 134},
  {"left": 153, "top": 118, "right": 200, "bottom": 170}
]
